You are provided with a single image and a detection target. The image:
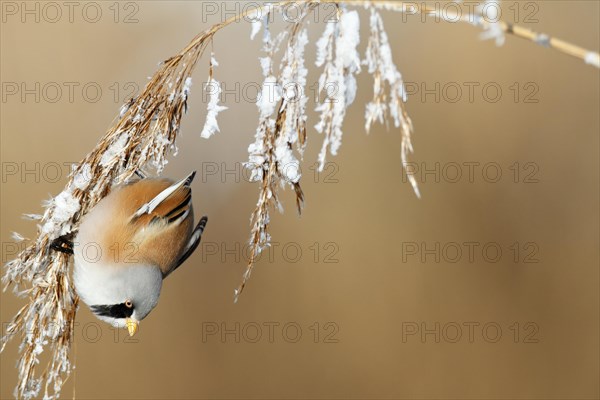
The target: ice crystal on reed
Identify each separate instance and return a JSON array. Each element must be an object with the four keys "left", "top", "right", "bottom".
[
  {"left": 11, "top": 232, "right": 25, "bottom": 242},
  {"left": 315, "top": 9, "right": 362, "bottom": 171},
  {"left": 200, "top": 54, "right": 228, "bottom": 139},
  {"left": 100, "top": 132, "right": 129, "bottom": 167},
  {"left": 477, "top": 0, "right": 505, "bottom": 46},
  {"left": 363, "top": 6, "right": 419, "bottom": 197},
  {"left": 278, "top": 27, "right": 309, "bottom": 183},
  {"left": 72, "top": 163, "right": 91, "bottom": 190},
  {"left": 182, "top": 77, "right": 193, "bottom": 98},
  {"left": 585, "top": 51, "right": 600, "bottom": 68}
]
